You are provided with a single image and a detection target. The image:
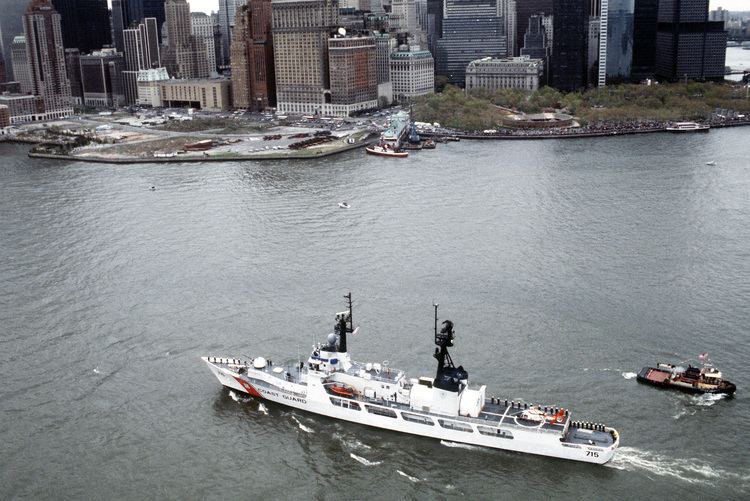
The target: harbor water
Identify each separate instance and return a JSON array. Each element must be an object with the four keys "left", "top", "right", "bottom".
[{"left": 1, "top": 128, "right": 749, "bottom": 499}]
